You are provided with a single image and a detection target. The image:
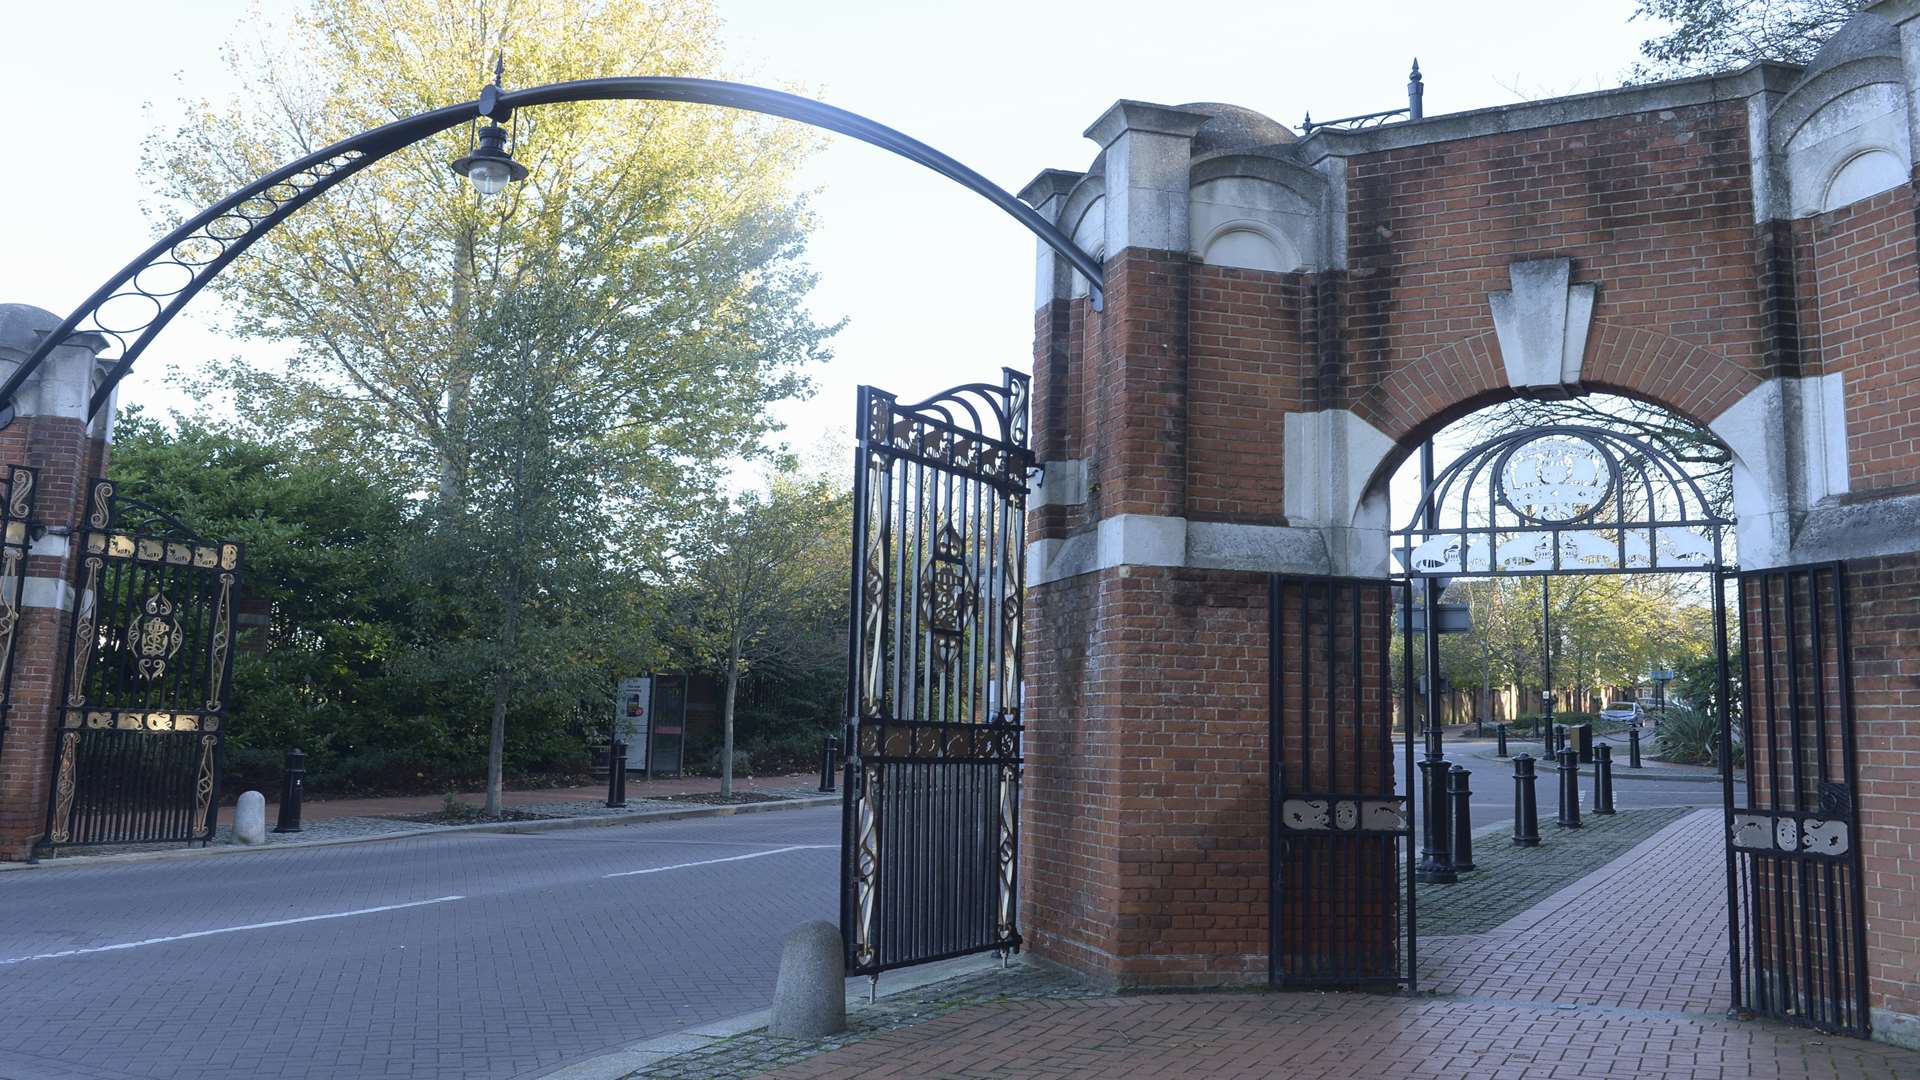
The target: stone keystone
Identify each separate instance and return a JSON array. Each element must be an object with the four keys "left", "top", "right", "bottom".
[{"left": 1489, "top": 257, "right": 1596, "bottom": 395}]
